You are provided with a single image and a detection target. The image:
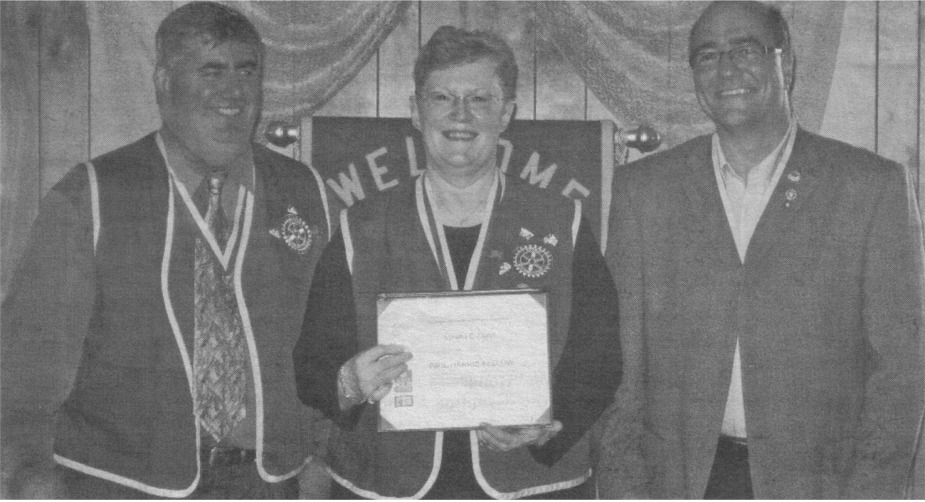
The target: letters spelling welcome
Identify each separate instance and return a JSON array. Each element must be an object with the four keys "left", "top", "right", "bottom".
[{"left": 324, "top": 137, "right": 592, "bottom": 207}]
